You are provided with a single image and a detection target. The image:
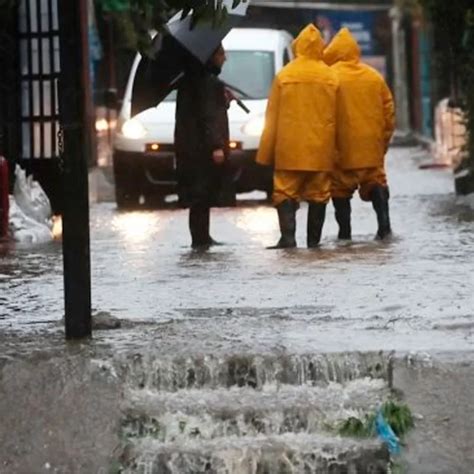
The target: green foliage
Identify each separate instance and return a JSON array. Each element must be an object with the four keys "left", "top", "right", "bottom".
[
  {"left": 381, "top": 400, "right": 414, "bottom": 438},
  {"left": 338, "top": 413, "right": 376, "bottom": 438},
  {"left": 337, "top": 401, "right": 414, "bottom": 440},
  {"left": 96, "top": 0, "right": 246, "bottom": 55},
  {"left": 389, "top": 460, "right": 406, "bottom": 474}
]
